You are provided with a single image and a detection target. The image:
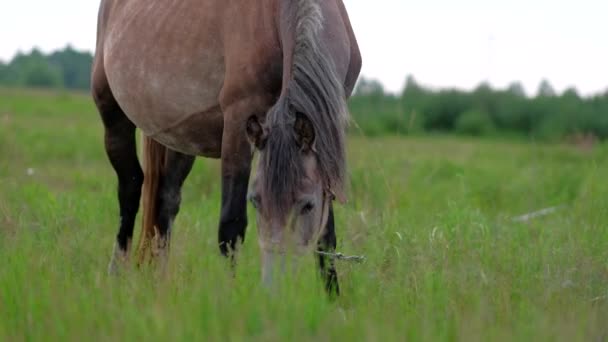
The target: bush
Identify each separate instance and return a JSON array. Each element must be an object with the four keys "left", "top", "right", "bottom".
[
  {"left": 455, "top": 109, "right": 495, "bottom": 136},
  {"left": 22, "top": 63, "right": 63, "bottom": 88}
]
